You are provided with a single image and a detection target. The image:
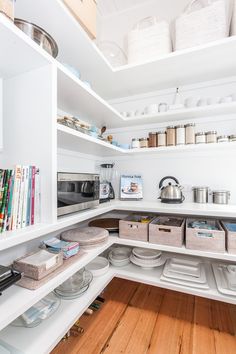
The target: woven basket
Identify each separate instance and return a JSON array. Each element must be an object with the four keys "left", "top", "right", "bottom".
[
  {"left": 175, "top": 0, "right": 231, "bottom": 51},
  {"left": 127, "top": 17, "right": 172, "bottom": 64}
]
